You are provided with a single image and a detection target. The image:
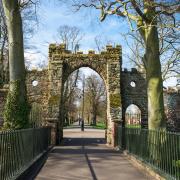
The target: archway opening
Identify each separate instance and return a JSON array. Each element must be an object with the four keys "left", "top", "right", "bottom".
[
  {"left": 125, "top": 104, "right": 141, "bottom": 128},
  {"left": 62, "top": 67, "right": 107, "bottom": 139}
]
